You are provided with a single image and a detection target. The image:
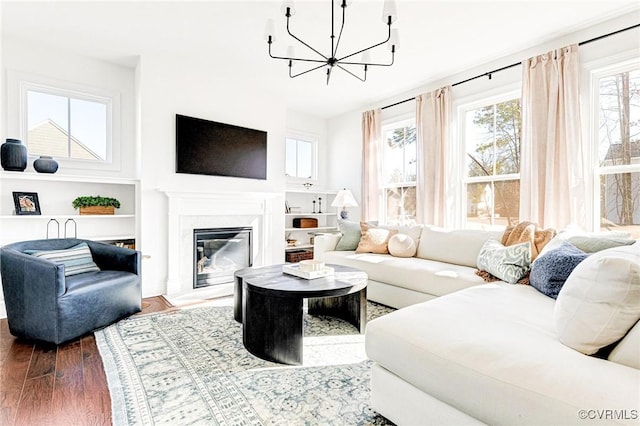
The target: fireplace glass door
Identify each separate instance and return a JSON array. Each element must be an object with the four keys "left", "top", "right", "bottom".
[{"left": 193, "top": 227, "right": 252, "bottom": 288}]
